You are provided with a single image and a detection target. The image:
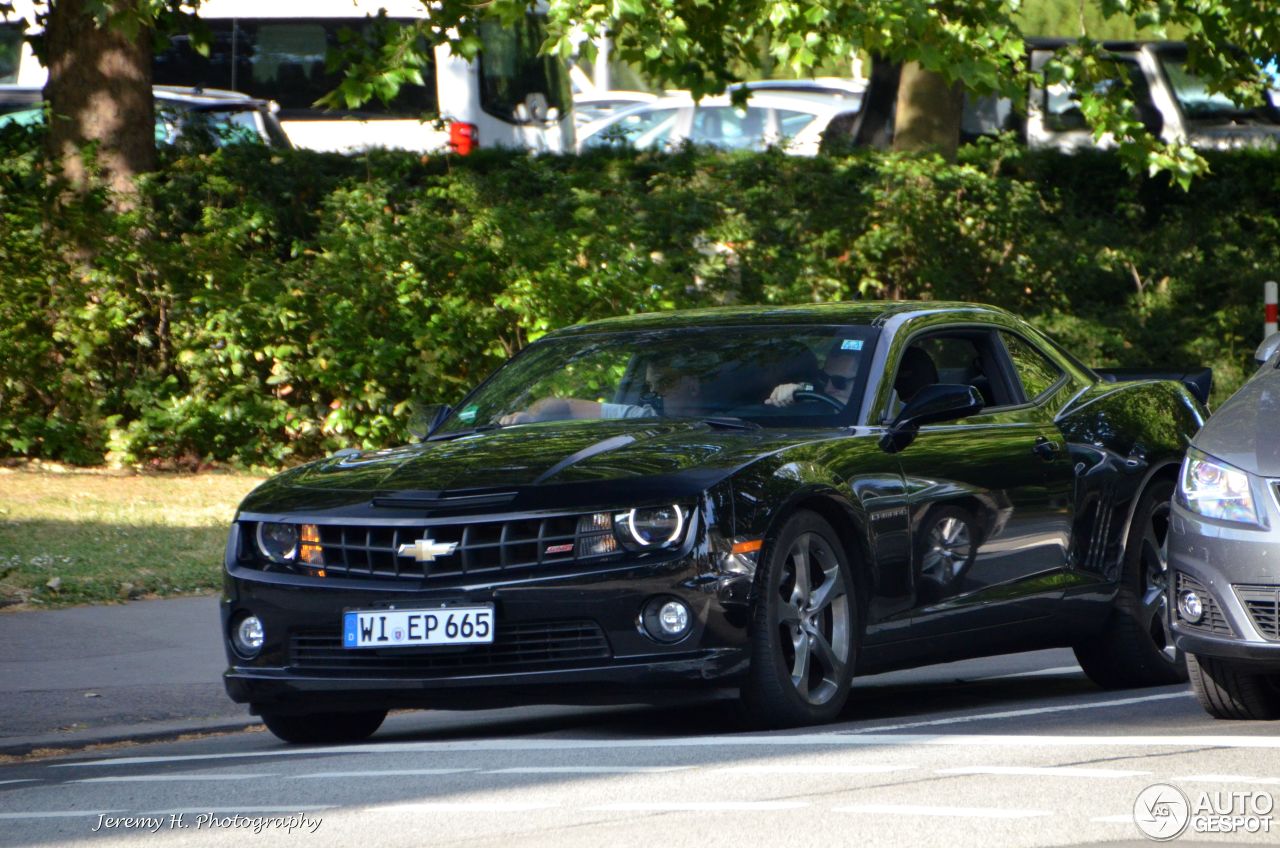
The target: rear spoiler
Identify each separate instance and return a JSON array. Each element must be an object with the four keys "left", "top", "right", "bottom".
[{"left": 1095, "top": 367, "right": 1212, "bottom": 406}]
